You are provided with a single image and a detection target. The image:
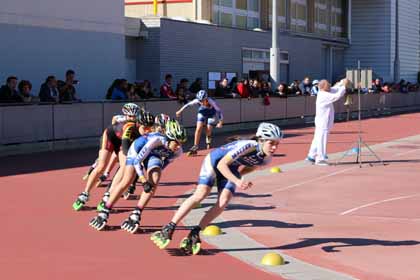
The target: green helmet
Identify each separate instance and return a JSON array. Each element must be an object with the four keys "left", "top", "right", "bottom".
[{"left": 165, "top": 120, "right": 187, "bottom": 143}]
